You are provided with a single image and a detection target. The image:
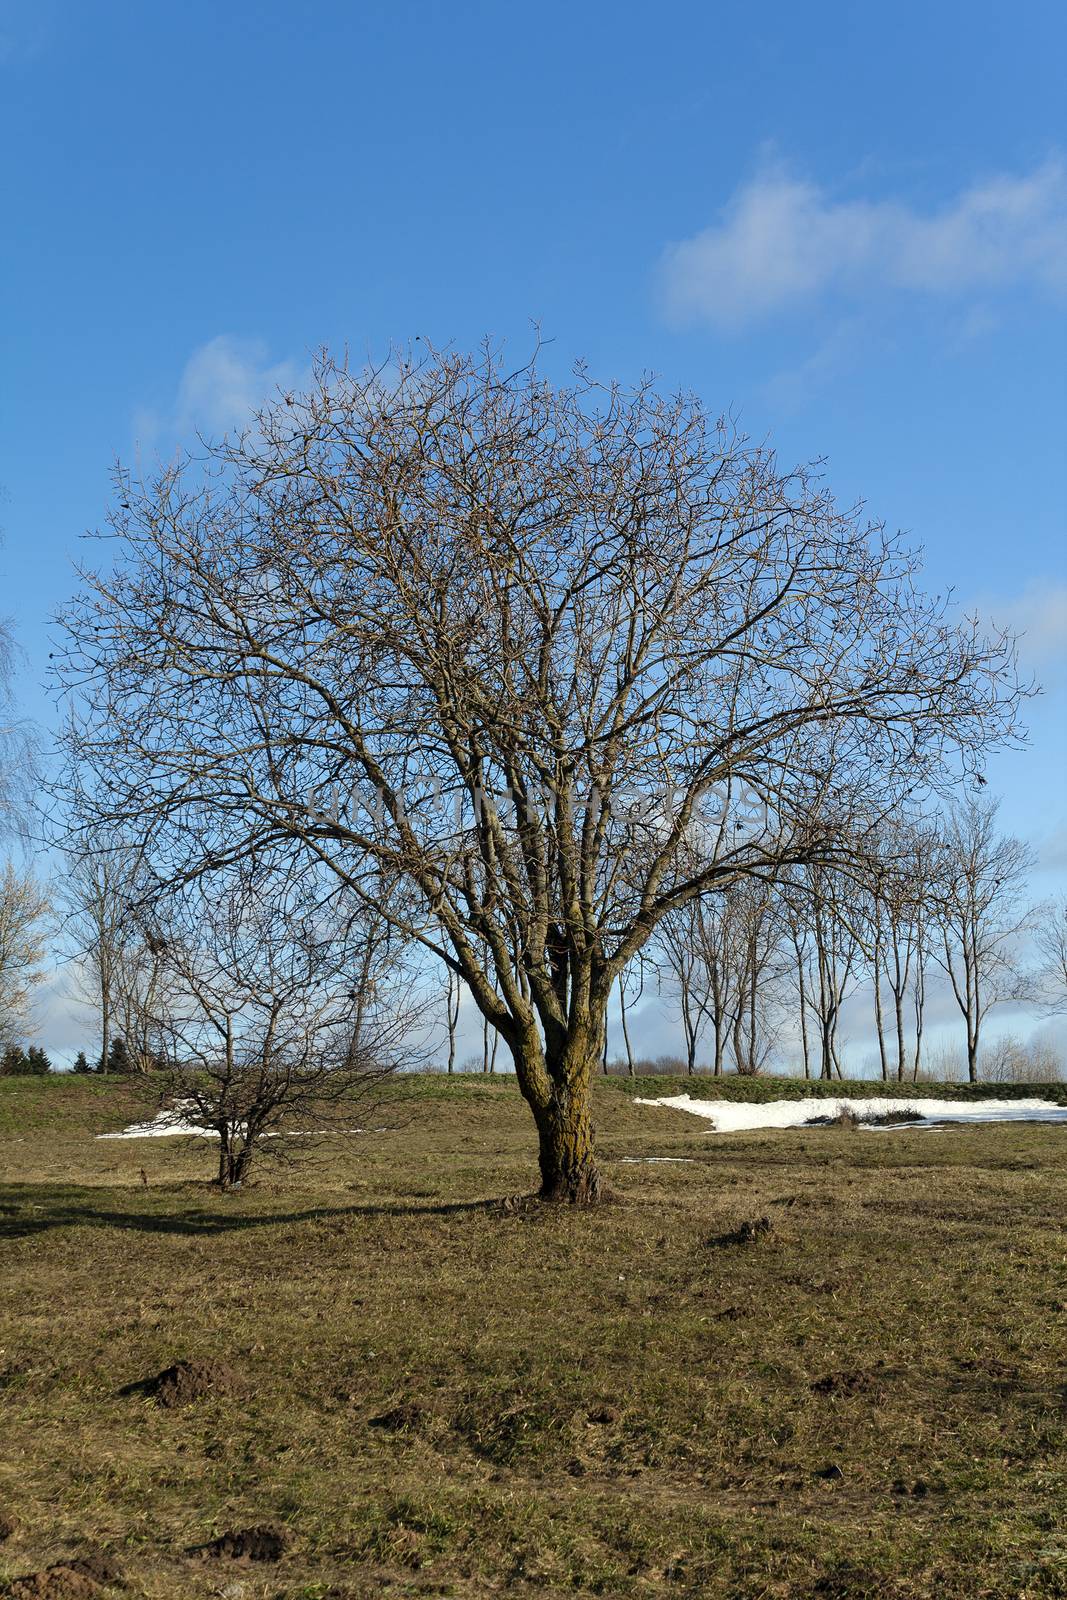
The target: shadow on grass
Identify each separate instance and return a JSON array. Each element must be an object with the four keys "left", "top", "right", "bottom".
[{"left": 0, "top": 1185, "right": 503, "bottom": 1240}]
